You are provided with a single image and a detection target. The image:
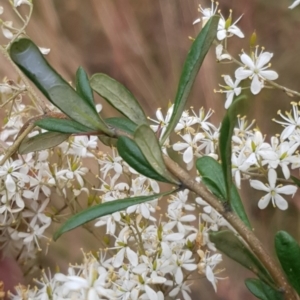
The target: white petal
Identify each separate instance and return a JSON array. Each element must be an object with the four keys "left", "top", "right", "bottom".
[
  {"left": 205, "top": 265, "right": 217, "bottom": 292},
  {"left": 175, "top": 267, "right": 183, "bottom": 284},
  {"left": 258, "top": 194, "right": 271, "bottom": 209},
  {"left": 240, "top": 53, "right": 256, "bottom": 69},
  {"left": 223, "top": 75, "right": 234, "bottom": 87},
  {"left": 126, "top": 247, "right": 138, "bottom": 266},
  {"left": 268, "top": 168, "right": 277, "bottom": 188},
  {"left": 183, "top": 146, "right": 193, "bottom": 164},
  {"left": 5, "top": 174, "right": 16, "bottom": 192},
  {"left": 2, "top": 28, "right": 13, "bottom": 39},
  {"left": 39, "top": 47, "right": 50, "bottom": 55},
  {"left": 229, "top": 26, "right": 244, "bottom": 38},
  {"left": 217, "top": 30, "right": 226, "bottom": 41},
  {"left": 259, "top": 70, "right": 278, "bottom": 80},
  {"left": 289, "top": 0, "right": 300, "bottom": 9},
  {"left": 113, "top": 248, "right": 125, "bottom": 268},
  {"left": 225, "top": 92, "right": 234, "bottom": 109},
  {"left": 250, "top": 180, "right": 270, "bottom": 192},
  {"left": 173, "top": 143, "right": 188, "bottom": 151},
  {"left": 145, "top": 285, "right": 158, "bottom": 300},
  {"left": 276, "top": 185, "right": 297, "bottom": 195},
  {"left": 235, "top": 67, "right": 253, "bottom": 80},
  {"left": 256, "top": 52, "right": 273, "bottom": 69},
  {"left": 251, "top": 74, "right": 263, "bottom": 95},
  {"left": 193, "top": 18, "right": 201, "bottom": 25},
  {"left": 274, "top": 194, "right": 288, "bottom": 210},
  {"left": 182, "top": 263, "right": 197, "bottom": 271},
  {"left": 281, "top": 164, "right": 290, "bottom": 179}
]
